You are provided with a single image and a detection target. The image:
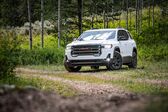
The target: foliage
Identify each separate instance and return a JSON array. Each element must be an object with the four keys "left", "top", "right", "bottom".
[
  {"left": 1, "top": 2, "right": 168, "bottom": 64},
  {"left": 0, "top": 30, "right": 20, "bottom": 77},
  {"left": 18, "top": 35, "right": 64, "bottom": 65},
  {"left": 19, "top": 47, "right": 64, "bottom": 65},
  {"left": 0, "top": 75, "right": 78, "bottom": 97},
  {"left": 138, "top": 44, "right": 168, "bottom": 61}
]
